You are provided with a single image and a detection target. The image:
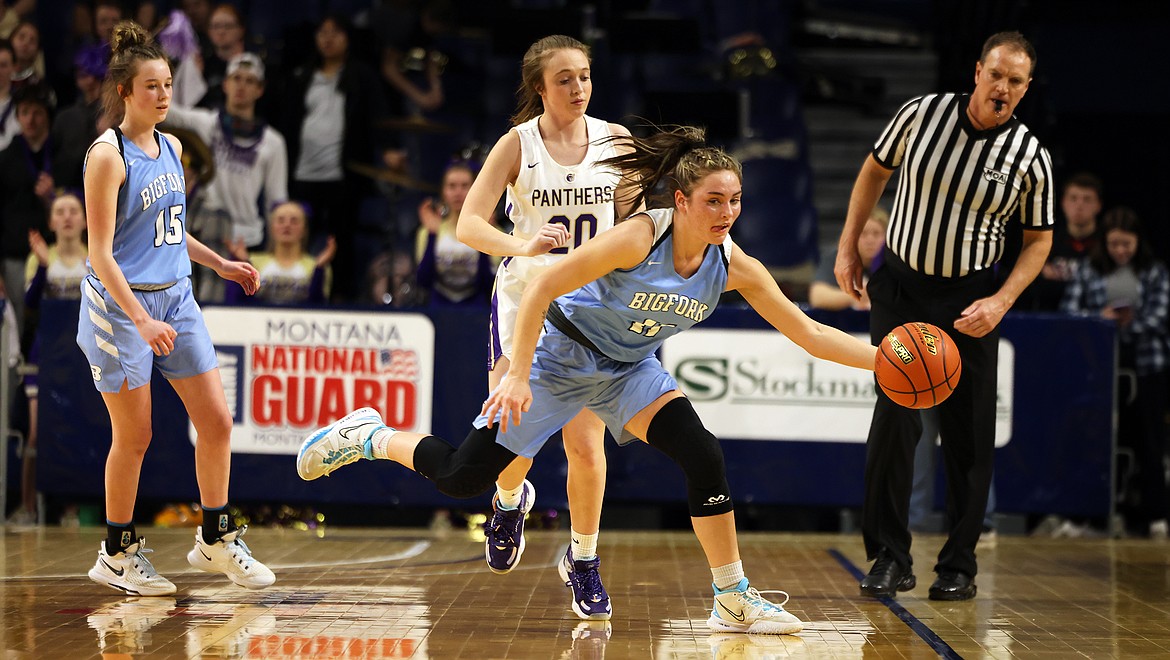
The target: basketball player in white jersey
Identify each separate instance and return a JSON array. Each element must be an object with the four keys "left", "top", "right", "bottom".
[{"left": 454, "top": 35, "right": 640, "bottom": 619}]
